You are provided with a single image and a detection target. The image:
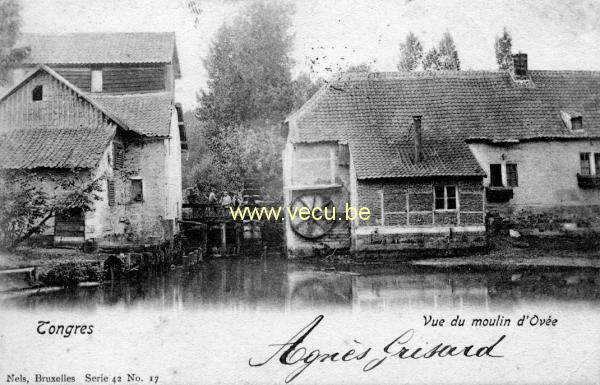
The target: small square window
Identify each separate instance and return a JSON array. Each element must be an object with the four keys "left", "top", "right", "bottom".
[
  {"left": 32, "top": 85, "right": 43, "bottom": 101},
  {"left": 131, "top": 179, "right": 143, "bottom": 202},
  {"left": 571, "top": 117, "right": 583, "bottom": 131},
  {"left": 434, "top": 186, "right": 458, "bottom": 211}
]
